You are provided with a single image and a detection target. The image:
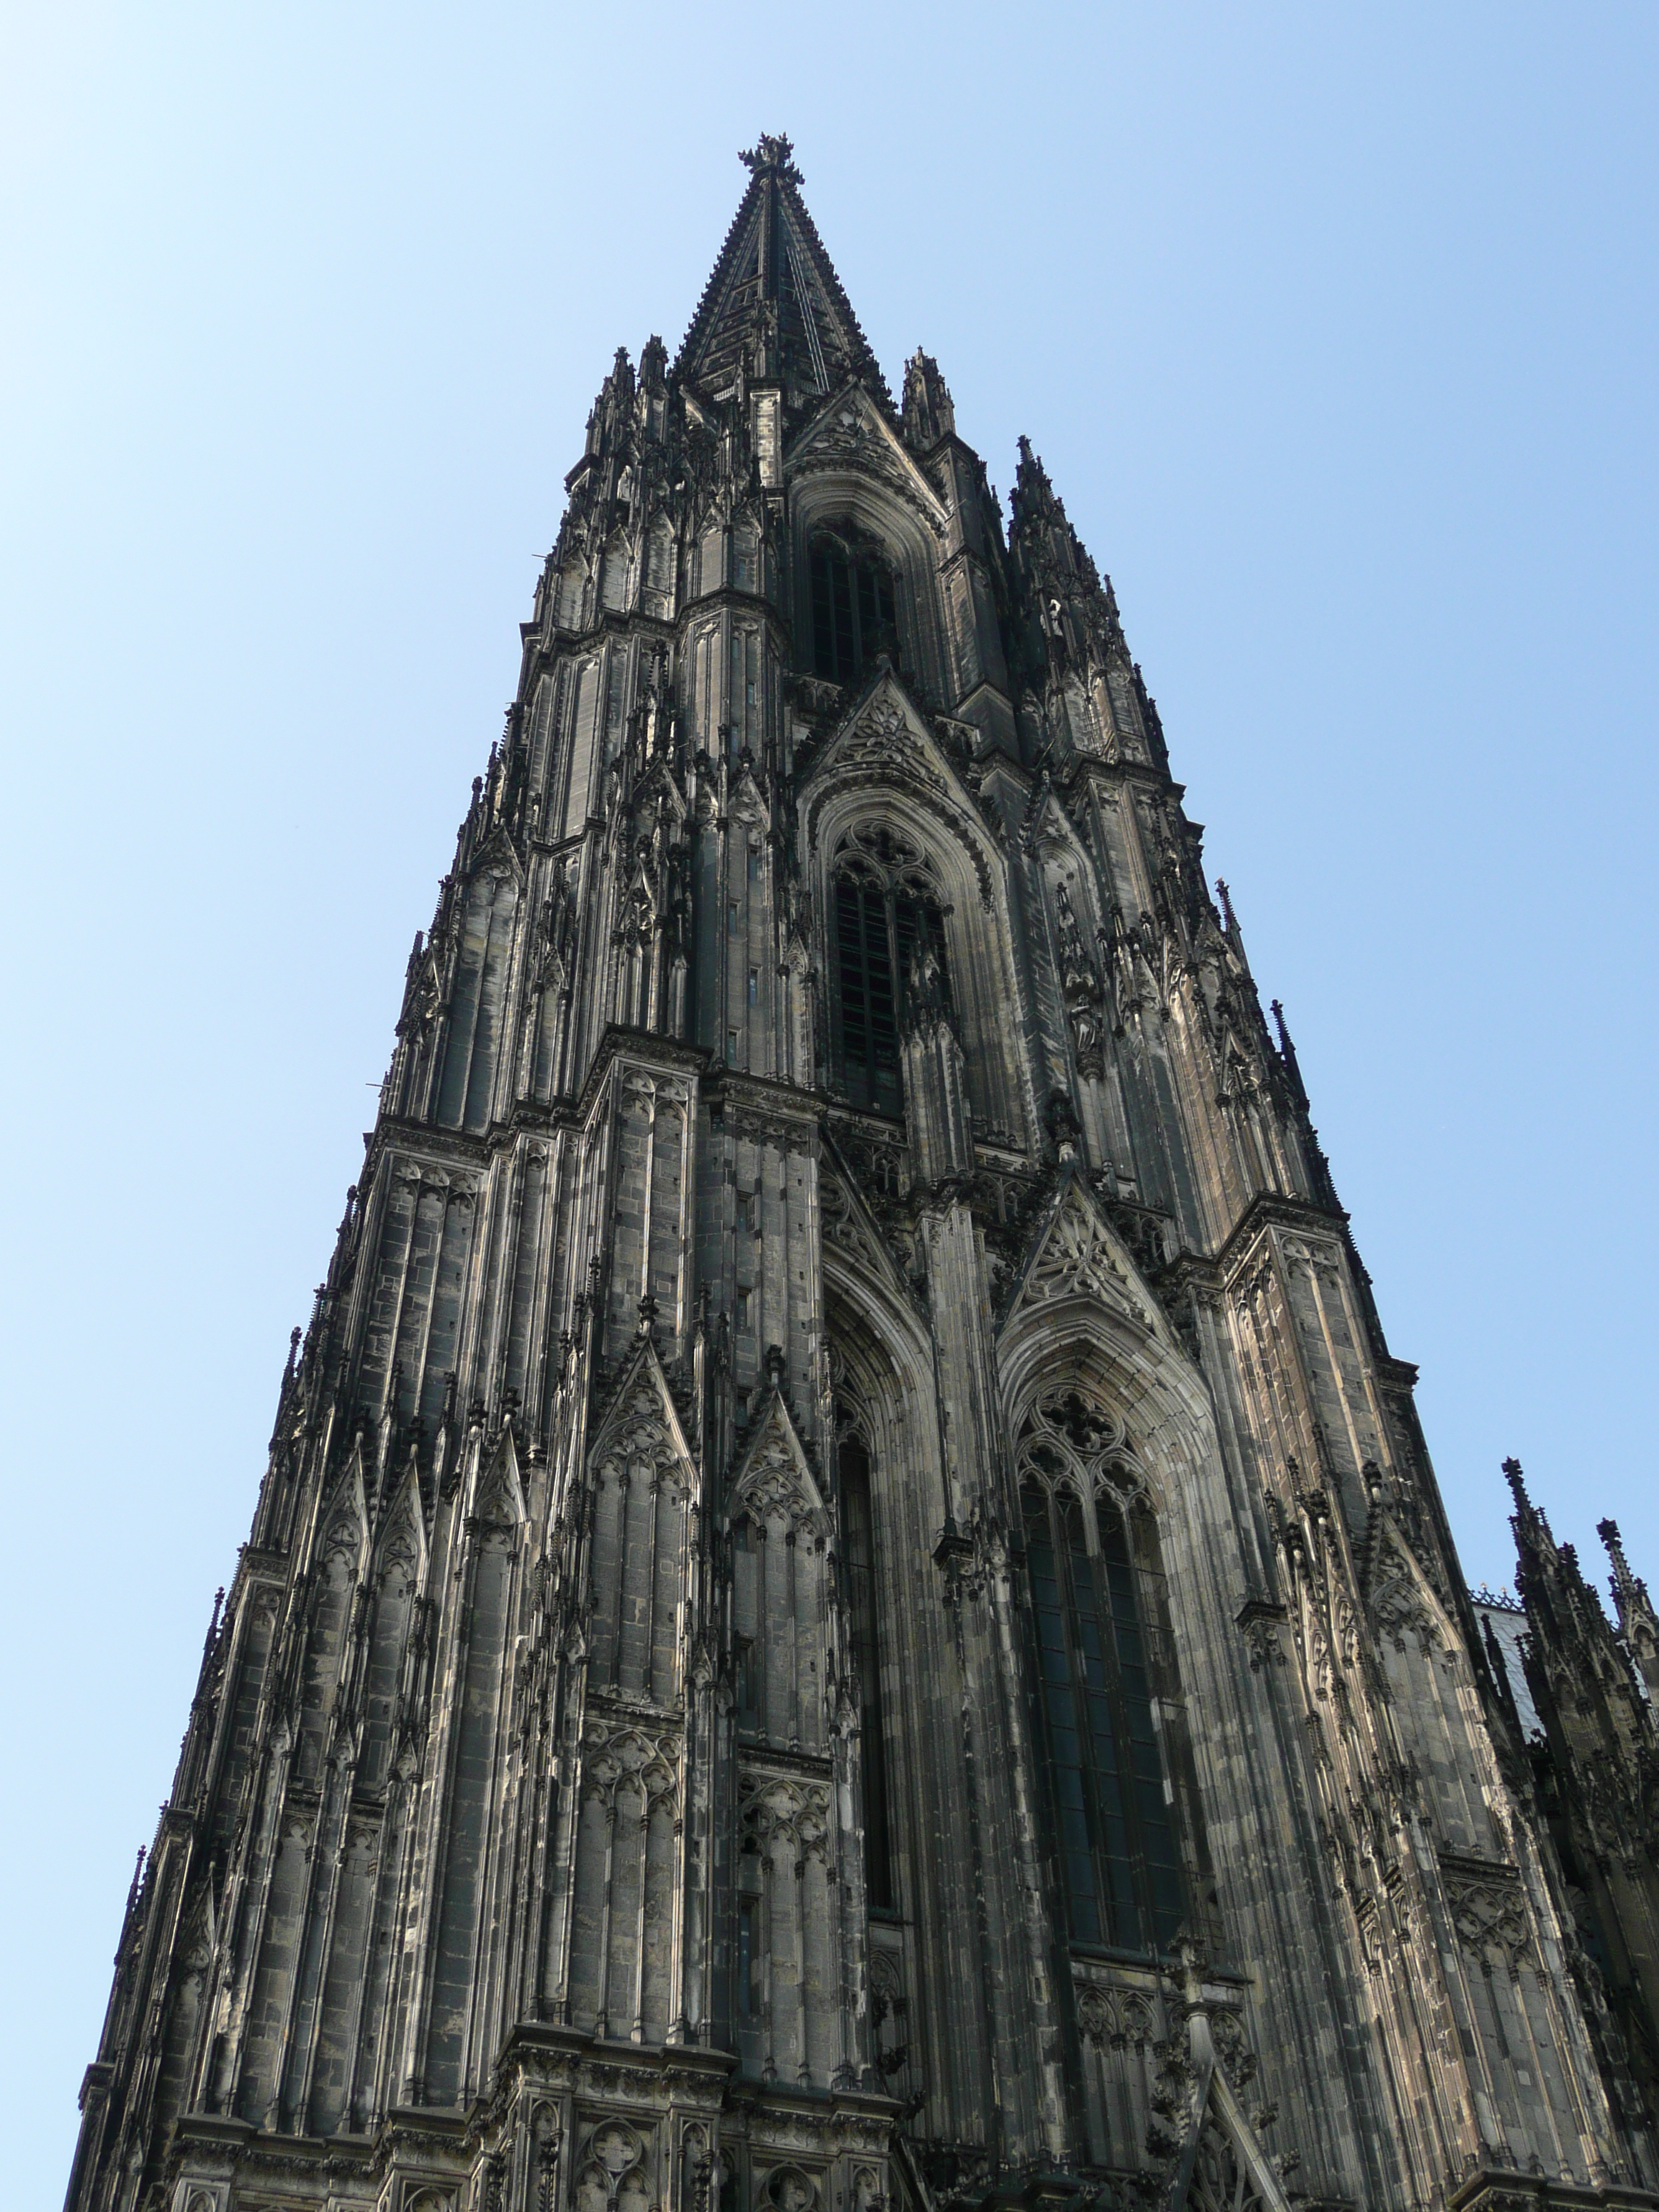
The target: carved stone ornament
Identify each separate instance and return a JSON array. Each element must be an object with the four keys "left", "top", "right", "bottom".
[
  {"left": 740, "top": 1770, "right": 832, "bottom": 1859},
  {"left": 575, "top": 2118, "right": 652, "bottom": 2212},
  {"left": 580, "top": 1718, "right": 681, "bottom": 1809},
  {"left": 1190, "top": 2115, "right": 1271, "bottom": 2212},
  {"left": 1013, "top": 1182, "right": 1155, "bottom": 1331},
  {"left": 830, "top": 701, "right": 947, "bottom": 793},
  {"left": 1237, "top": 1601, "right": 1290, "bottom": 1672},
  {"left": 1074, "top": 1977, "right": 1155, "bottom": 2049},
  {"left": 1444, "top": 1858, "right": 1532, "bottom": 1972},
  {"left": 1209, "top": 2005, "right": 1260, "bottom": 2089},
  {"left": 761, "top": 2167, "right": 820, "bottom": 2212}
]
